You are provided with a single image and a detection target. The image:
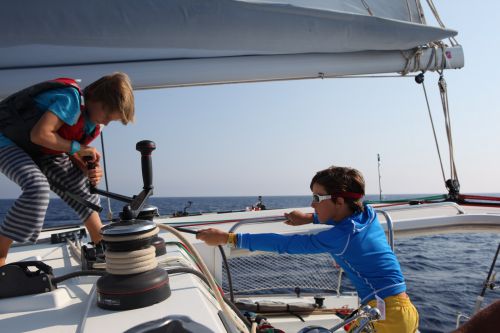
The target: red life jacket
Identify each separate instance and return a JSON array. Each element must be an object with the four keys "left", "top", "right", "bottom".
[{"left": 0, "top": 78, "right": 101, "bottom": 157}]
